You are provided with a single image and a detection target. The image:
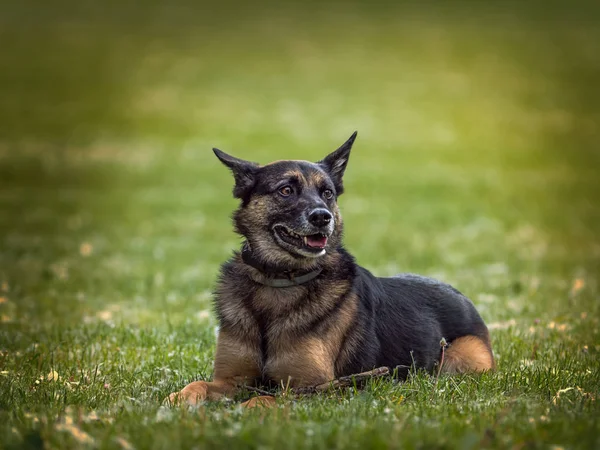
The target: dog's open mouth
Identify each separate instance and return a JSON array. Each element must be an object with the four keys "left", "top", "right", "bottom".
[{"left": 274, "top": 225, "right": 328, "bottom": 251}]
